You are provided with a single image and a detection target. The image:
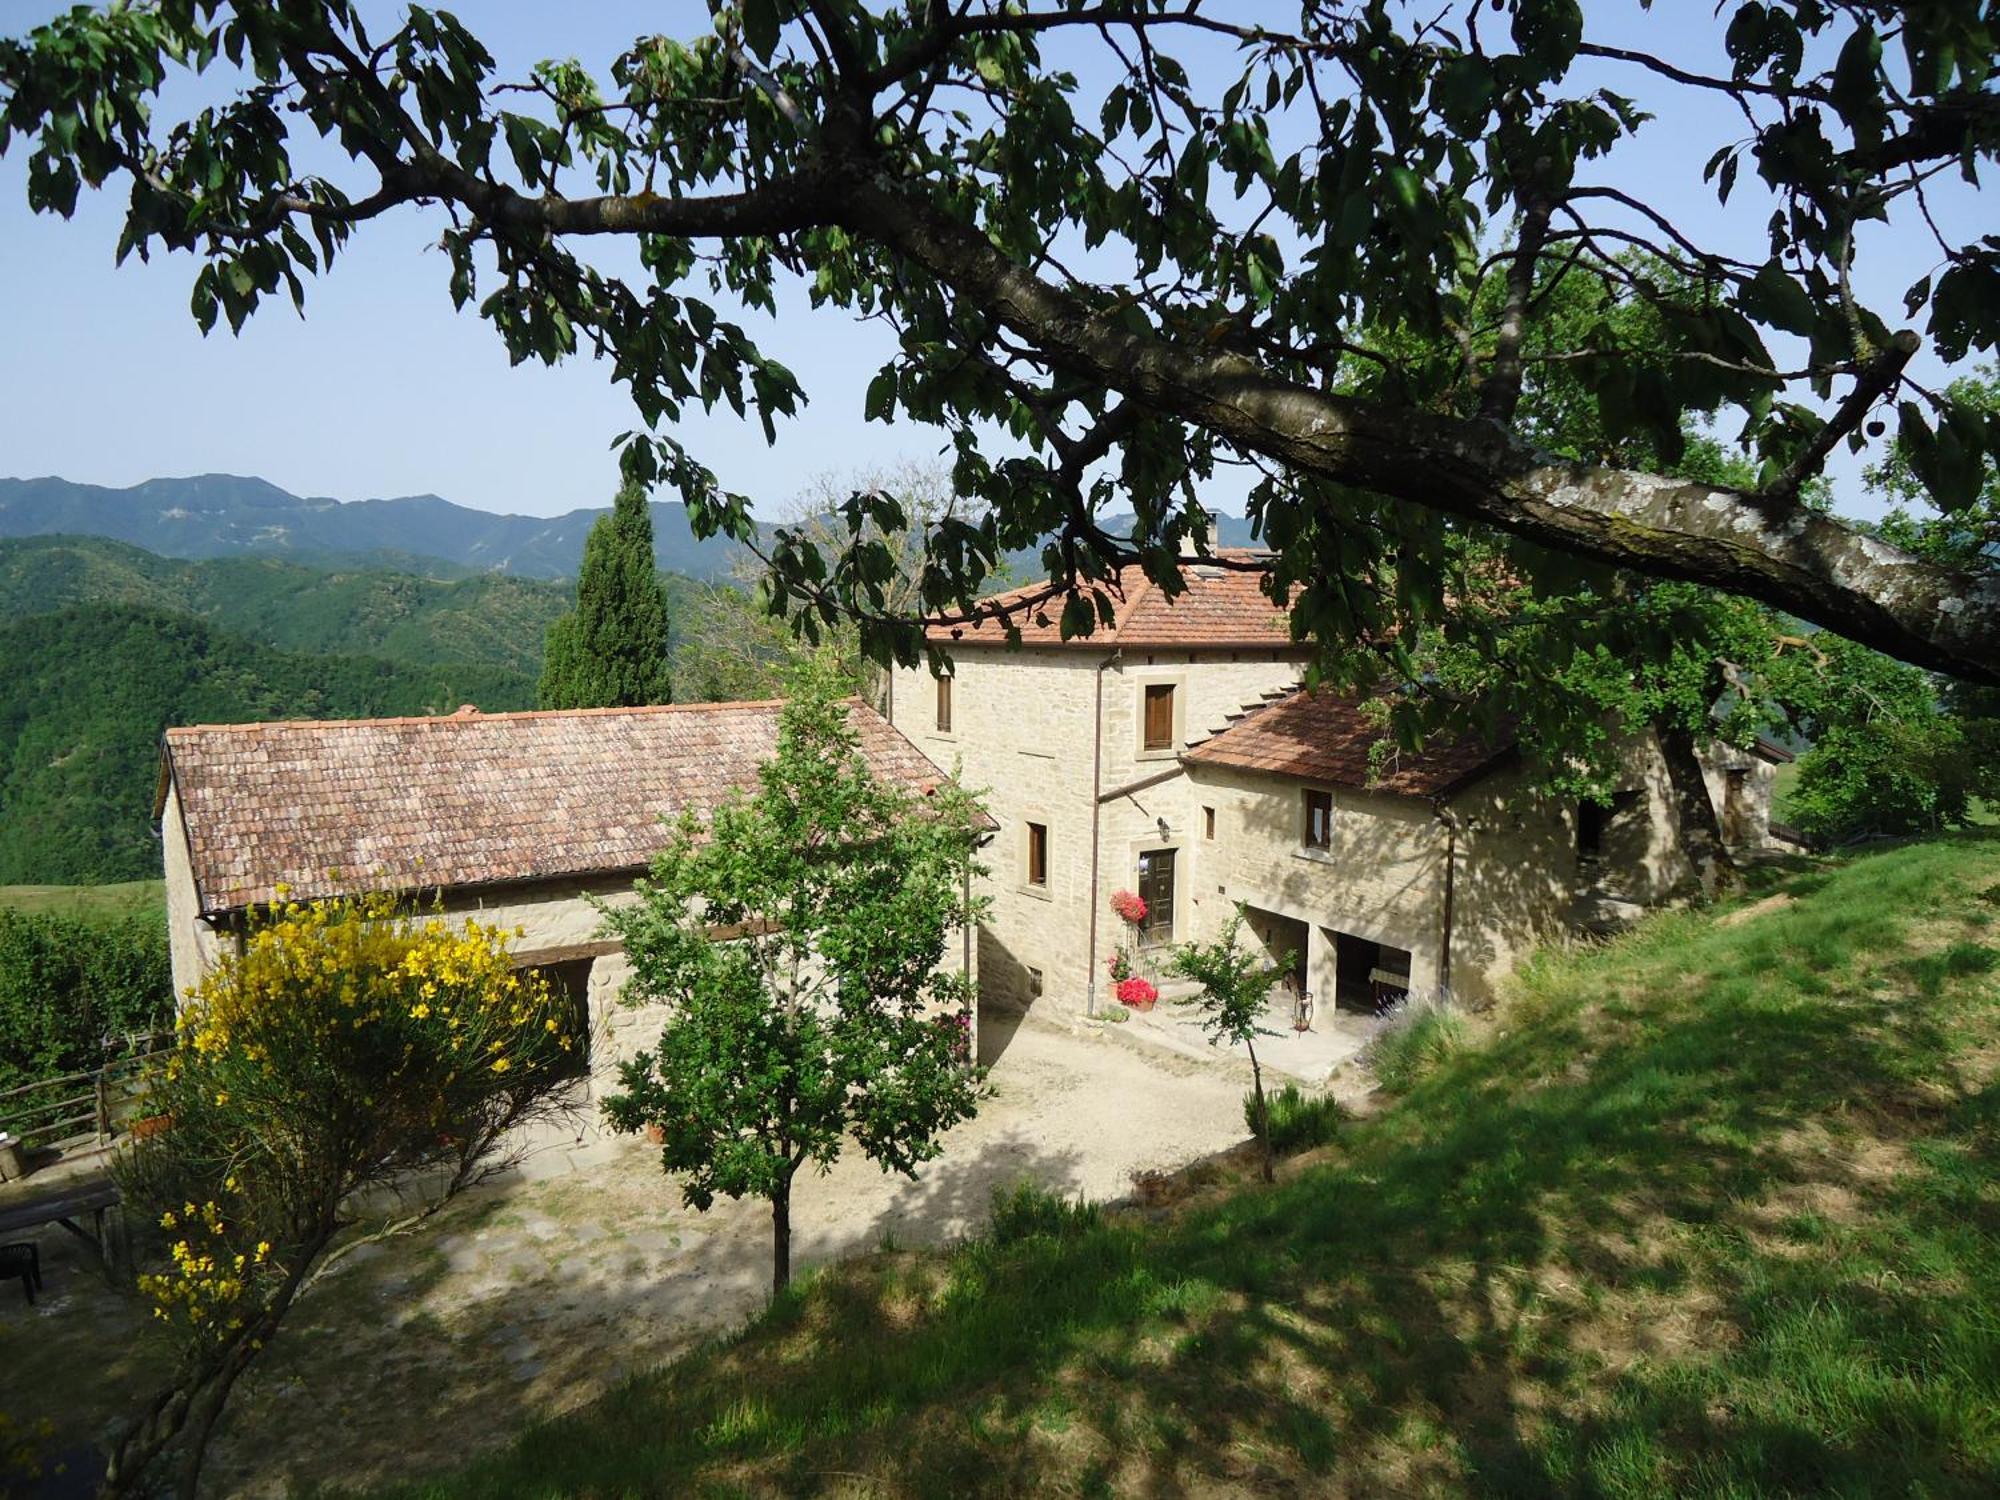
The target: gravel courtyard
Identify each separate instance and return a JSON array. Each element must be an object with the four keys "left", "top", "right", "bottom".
[{"left": 2, "top": 1008, "right": 1261, "bottom": 1497}]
